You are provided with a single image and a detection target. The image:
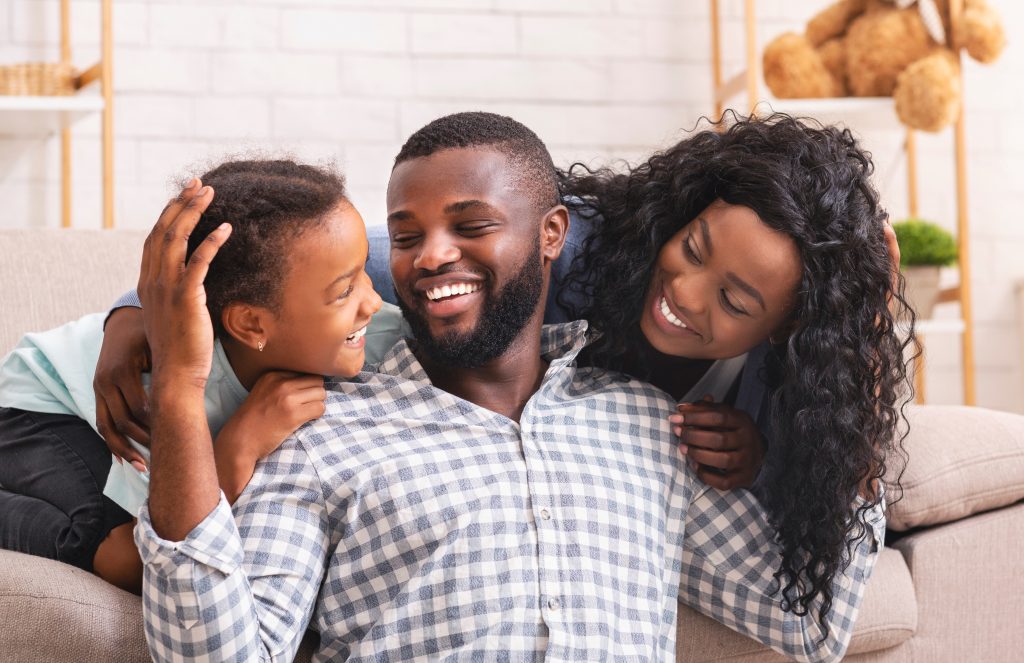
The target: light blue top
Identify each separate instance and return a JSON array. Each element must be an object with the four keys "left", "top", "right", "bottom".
[{"left": 0, "top": 303, "right": 409, "bottom": 516}]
